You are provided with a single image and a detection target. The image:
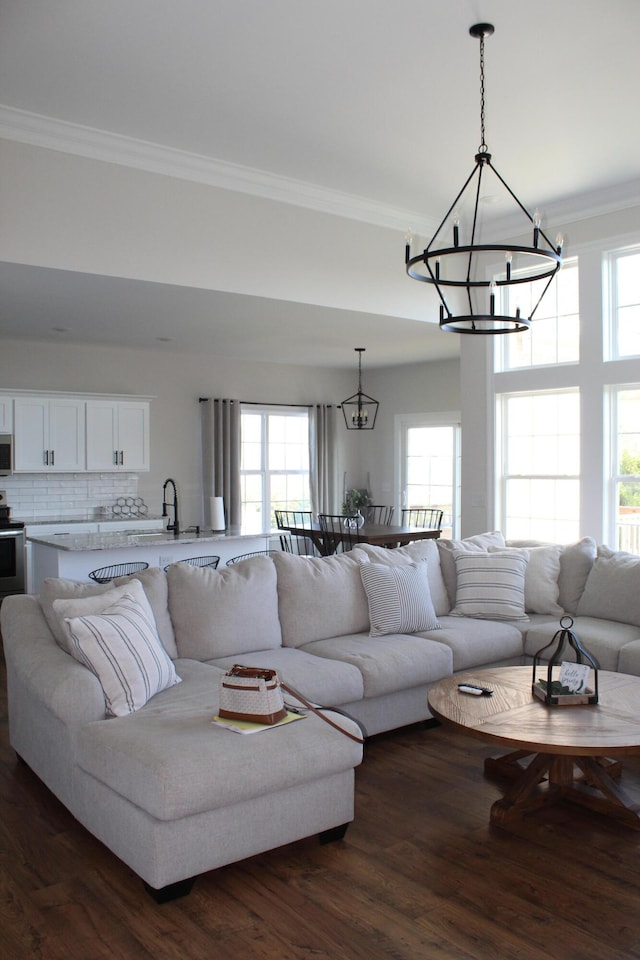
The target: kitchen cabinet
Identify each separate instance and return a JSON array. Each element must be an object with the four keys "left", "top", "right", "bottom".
[
  {"left": 86, "top": 400, "right": 150, "bottom": 472},
  {"left": 14, "top": 396, "right": 85, "bottom": 472},
  {"left": 0, "top": 396, "right": 13, "bottom": 433}
]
